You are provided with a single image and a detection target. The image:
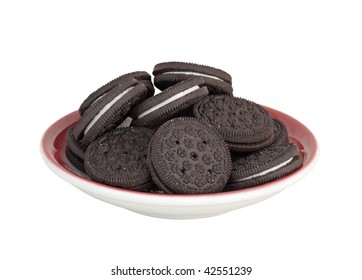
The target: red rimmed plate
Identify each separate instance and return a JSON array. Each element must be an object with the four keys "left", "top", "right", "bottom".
[{"left": 40, "top": 107, "right": 318, "bottom": 219}]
